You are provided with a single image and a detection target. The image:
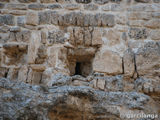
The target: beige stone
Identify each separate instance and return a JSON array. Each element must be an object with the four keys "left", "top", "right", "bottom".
[
  {"left": 7, "top": 67, "right": 19, "bottom": 81},
  {"left": 136, "top": 42, "right": 160, "bottom": 78},
  {"left": 93, "top": 49, "right": 123, "bottom": 75},
  {"left": 92, "top": 28, "right": 103, "bottom": 46},
  {"left": 144, "top": 19, "right": 160, "bottom": 29},
  {"left": 18, "top": 65, "right": 28, "bottom": 82},
  {"left": 150, "top": 30, "right": 160, "bottom": 40},
  {"left": 26, "top": 12, "right": 38, "bottom": 26},
  {"left": 97, "top": 79, "right": 105, "bottom": 90},
  {"left": 123, "top": 49, "right": 135, "bottom": 78},
  {"left": 28, "top": 31, "right": 41, "bottom": 64}
]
